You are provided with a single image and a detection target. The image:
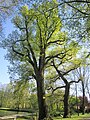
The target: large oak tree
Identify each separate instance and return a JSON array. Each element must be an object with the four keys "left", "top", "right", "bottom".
[
  {"left": 1, "top": 1, "right": 66, "bottom": 119},
  {"left": 1, "top": 0, "right": 89, "bottom": 119}
]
